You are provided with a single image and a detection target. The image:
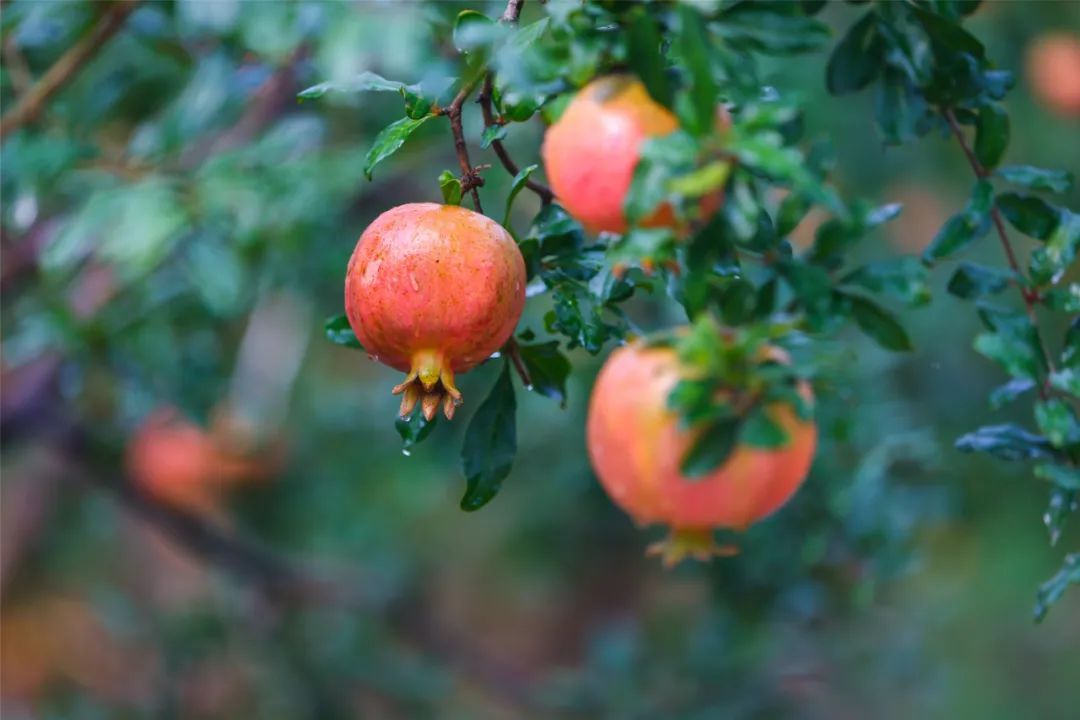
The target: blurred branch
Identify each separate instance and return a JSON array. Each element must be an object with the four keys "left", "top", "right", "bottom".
[
  {"left": 3, "top": 36, "right": 32, "bottom": 97},
  {"left": 0, "top": 0, "right": 143, "bottom": 141},
  {"left": 943, "top": 108, "right": 1057, "bottom": 395},
  {"left": 502, "top": 0, "right": 526, "bottom": 23}
]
